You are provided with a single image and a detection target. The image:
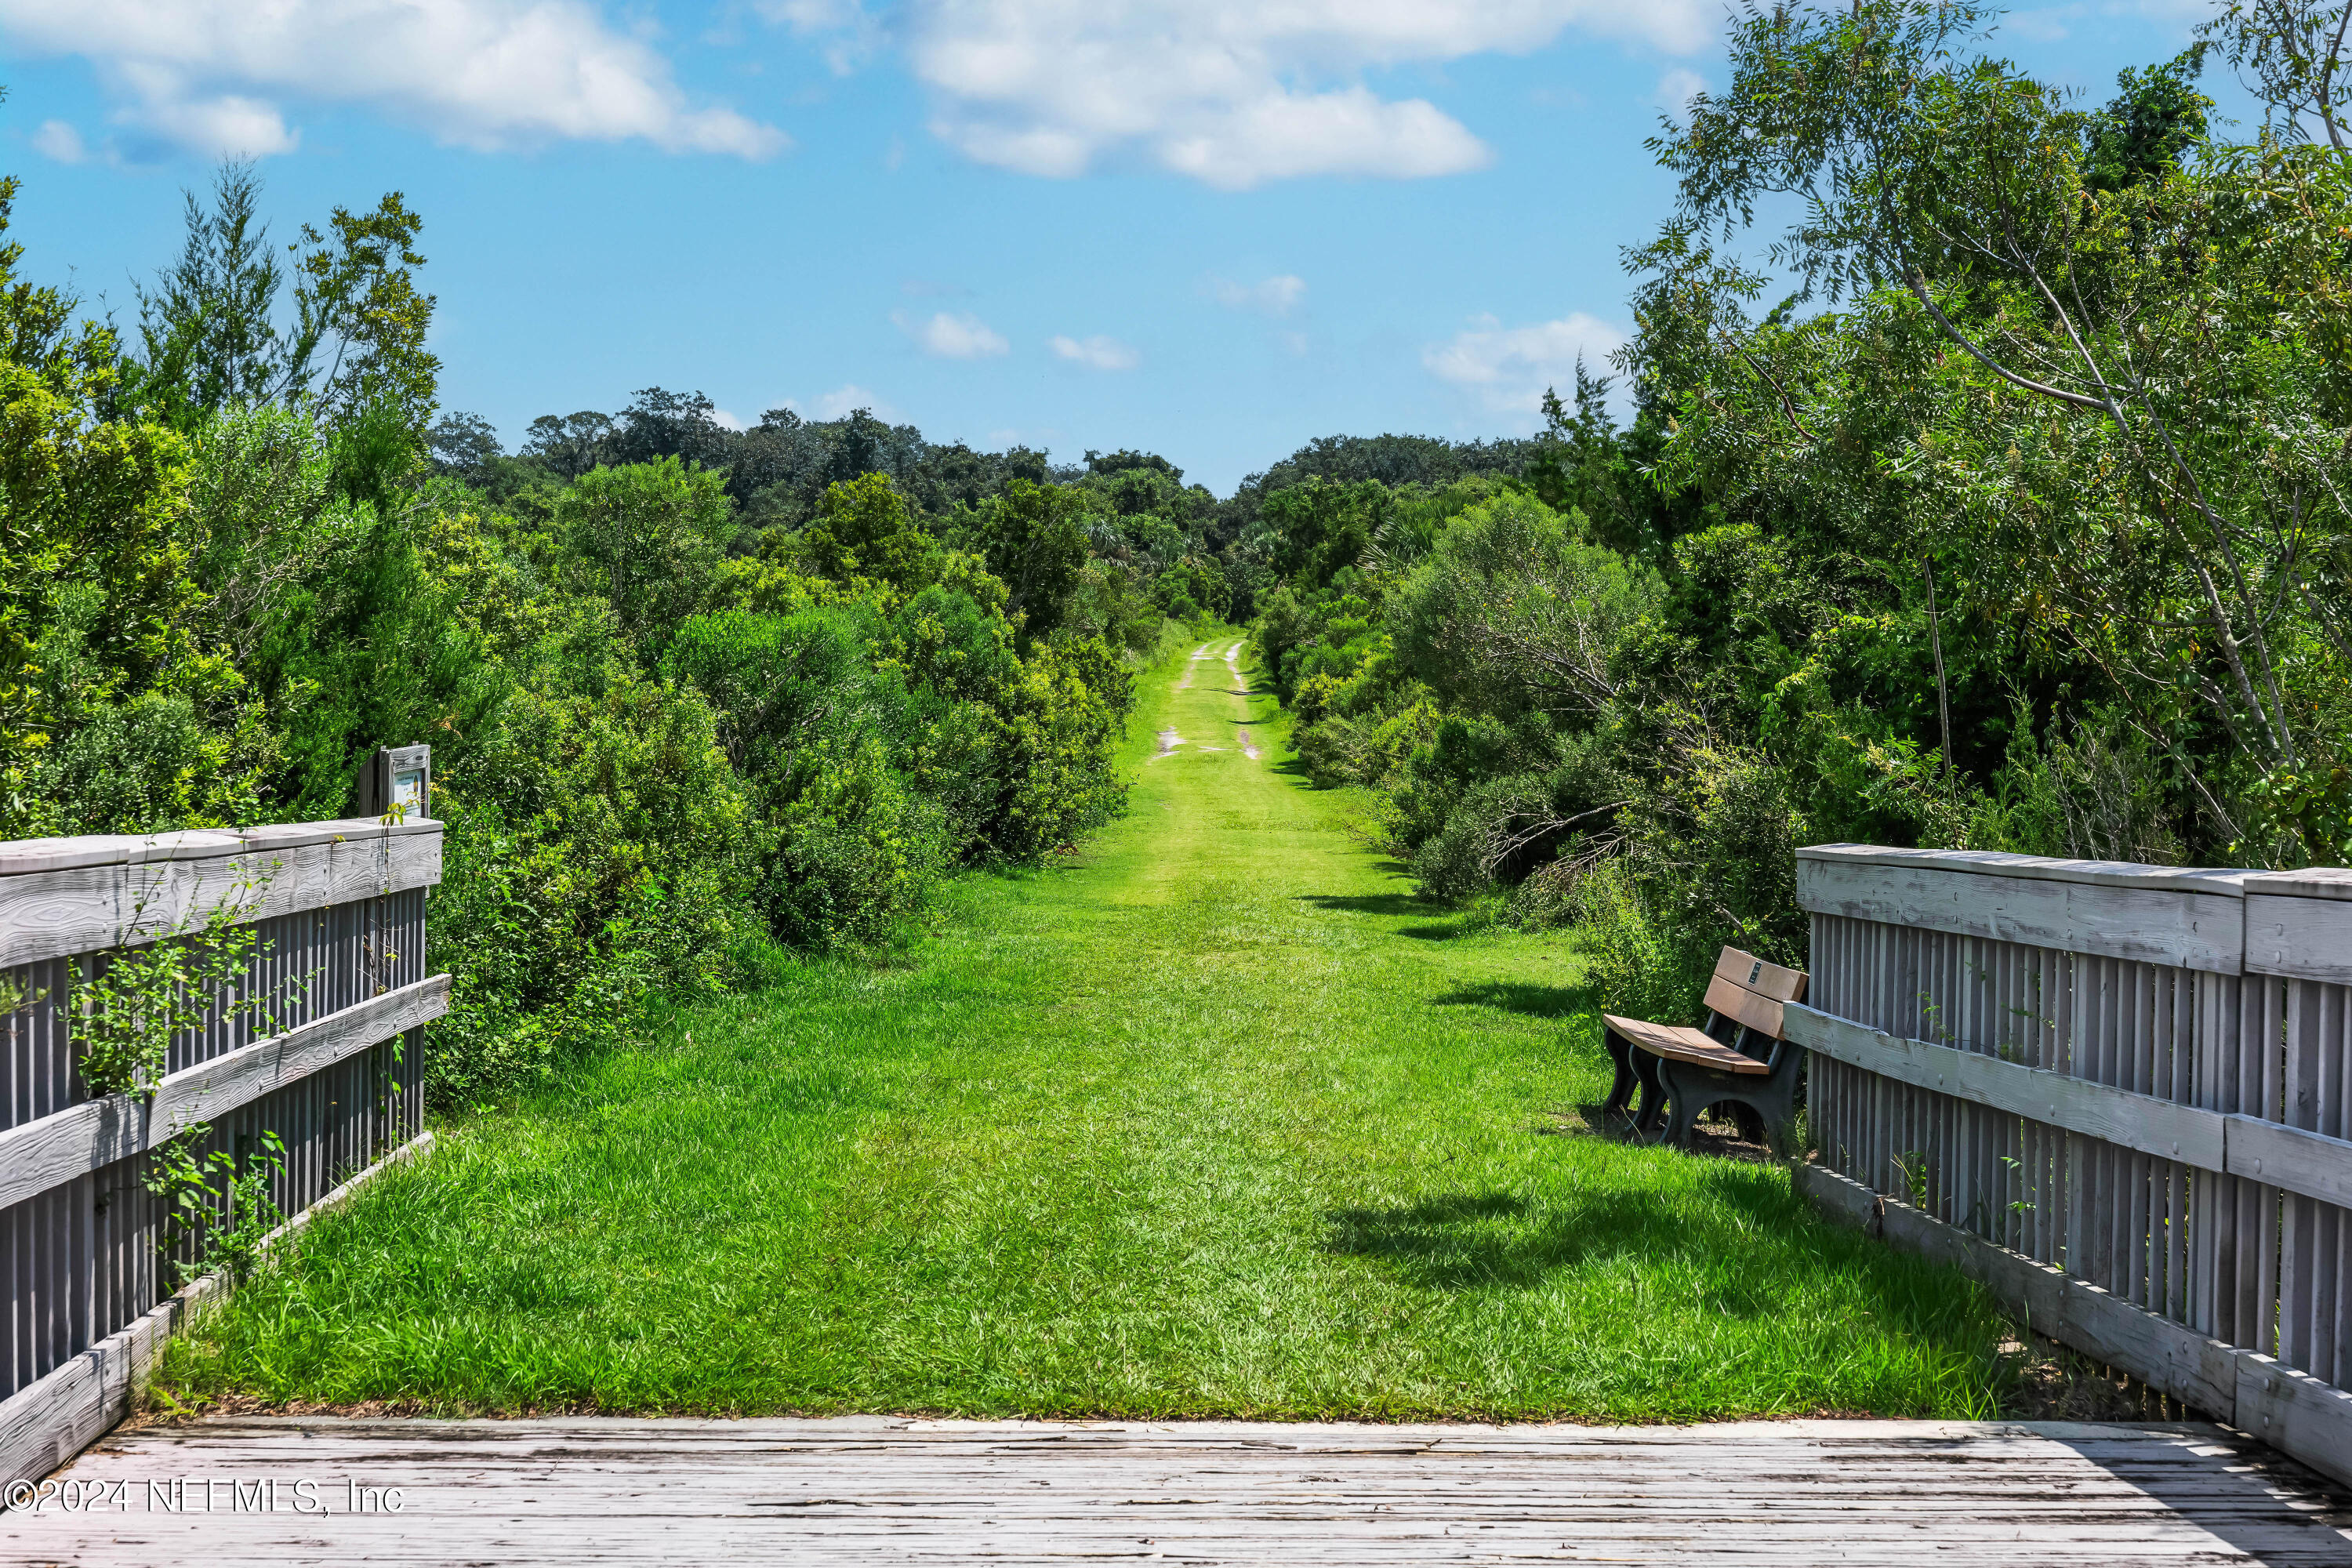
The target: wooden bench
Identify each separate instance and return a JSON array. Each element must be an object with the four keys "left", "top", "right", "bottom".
[{"left": 1599, "top": 947, "right": 1809, "bottom": 1155}]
